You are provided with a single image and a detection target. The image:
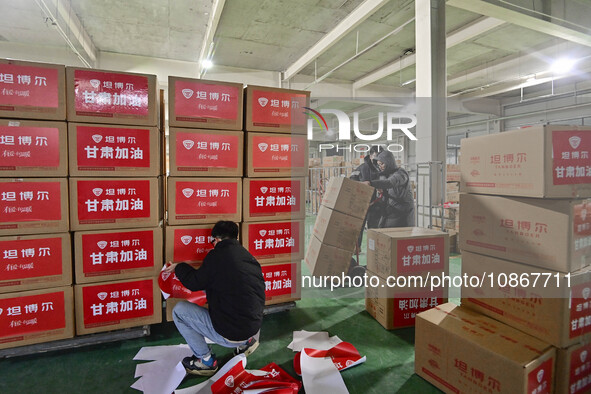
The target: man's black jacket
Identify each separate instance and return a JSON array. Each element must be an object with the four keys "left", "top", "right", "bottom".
[{"left": 175, "top": 239, "right": 265, "bottom": 341}]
